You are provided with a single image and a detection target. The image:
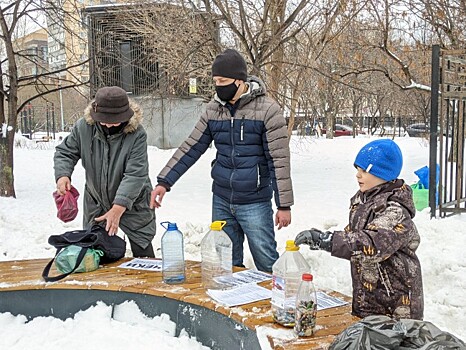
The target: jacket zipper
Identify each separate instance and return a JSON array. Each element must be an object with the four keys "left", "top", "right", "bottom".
[
  {"left": 240, "top": 116, "right": 245, "bottom": 141},
  {"left": 230, "top": 115, "right": 235, "bottom": 202},
  {"left": 257, "top": 164, "right": 260, "bottom": 188}
]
